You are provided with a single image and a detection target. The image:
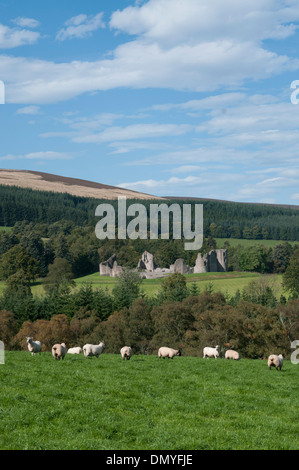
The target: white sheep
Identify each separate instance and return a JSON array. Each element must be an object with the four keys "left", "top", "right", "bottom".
[
  {"left": 203, "top": 345, "right": 220, "bottom": 359},
  {"left": 158, "top": 347, "right": 181, "bottom": 359},
  {"left": 268, "top": 354, "right": 283, "bottom": 371},
  {"left": 120, "top": 346, "right": 133, "bottom": 360},
  {"left": 26, "top": 337, "right": 42, "bottom": 356},
  {"left": 52, "top": 343, "right": 67, "bottom": 361},
  {"left": 83, "top": 341, "right": 106, "bottom": 359},
  {"left": 225, "top": 349, "right": 240, "bottom": 360},
  {"left": 67, "top": 347, "right": 82, "bottom": 355}
]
